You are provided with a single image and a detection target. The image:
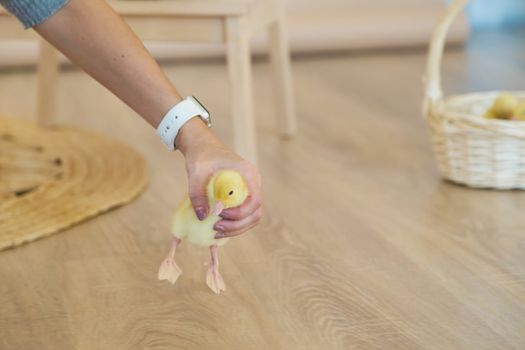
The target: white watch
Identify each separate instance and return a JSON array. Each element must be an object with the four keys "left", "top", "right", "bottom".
[{"left": 156, "top": 96, "right": 212, "bottom": 150}]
